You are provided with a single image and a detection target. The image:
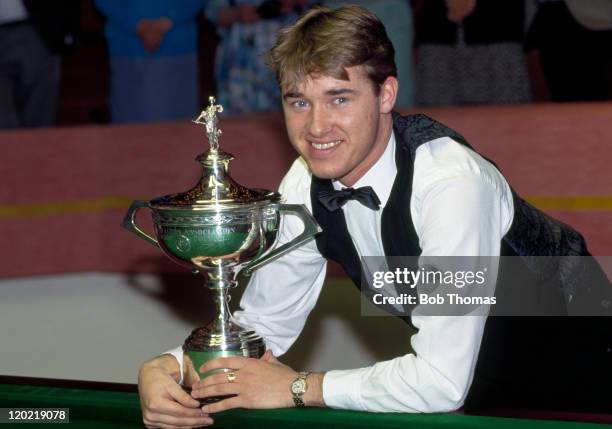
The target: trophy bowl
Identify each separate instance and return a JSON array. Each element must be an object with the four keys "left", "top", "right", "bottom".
[
  {"left": 152, "top": 198, "right": 280, "bottom": 272},
  {"left": 122, "top": 98, "right": 320, "bottom": 393}
]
